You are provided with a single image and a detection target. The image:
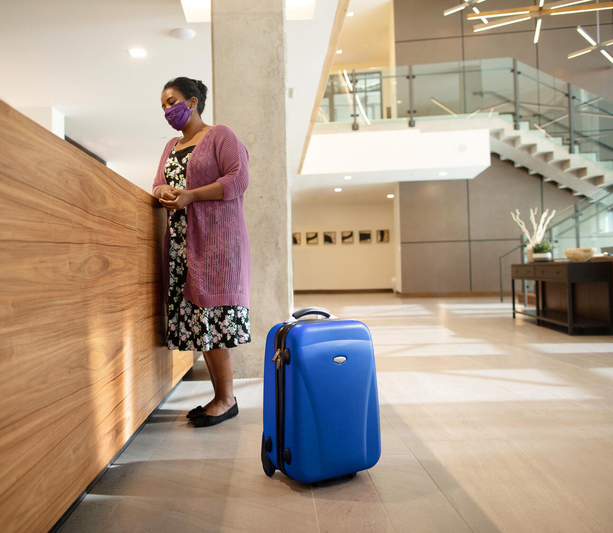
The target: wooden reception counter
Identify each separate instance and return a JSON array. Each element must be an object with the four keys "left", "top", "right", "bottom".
[{"left": 0, "top": 101, "right": 192, "bottom": 532}]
